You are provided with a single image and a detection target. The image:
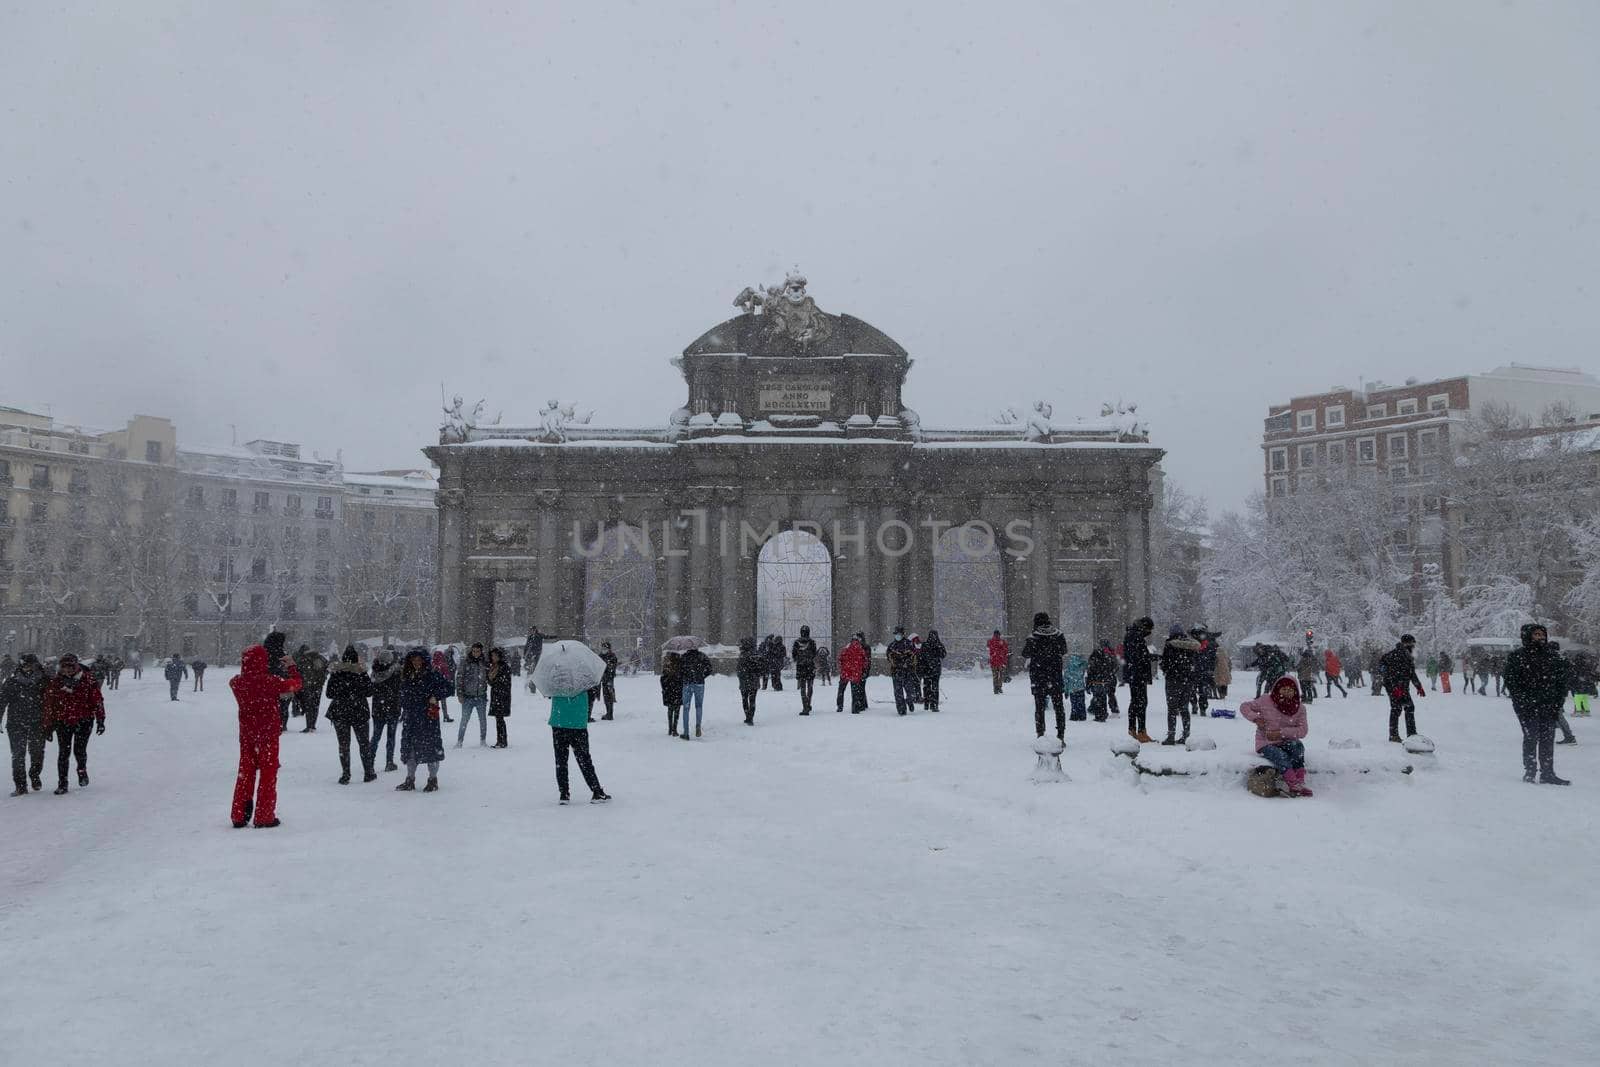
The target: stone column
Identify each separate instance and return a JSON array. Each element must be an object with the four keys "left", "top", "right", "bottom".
[
  {"left": 1125, "top": 499, "right": 1150, "bottom": 623},
  {"left": 997, "top": 503, "right": 1034, "bottom": 648},
  {"left": 845, "top": 495, "right": 873, "bottom": 639},
  {"left": 718, "top": 488, "right": 745, "bottom": 644},
  {"left": 434, "top": 487, "right": 467, "bottom": 643},
  {"left": 534, "top": 489, "right": 560, "bottom": 634},
  {"left": 663, "top": 510, "right": 688, "bottom": 637},
  {"left": 1029, "top": 496, "right": 1055, "bottom": 624},
  {"left": 685, "top": 487, "right": 713, "bottom": 639},
  {"left": 877, "top": 499, "right": 905, "bottom": 632},
  {"left": 904, "top": 495, "right": 936, "bottom": 631}
]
